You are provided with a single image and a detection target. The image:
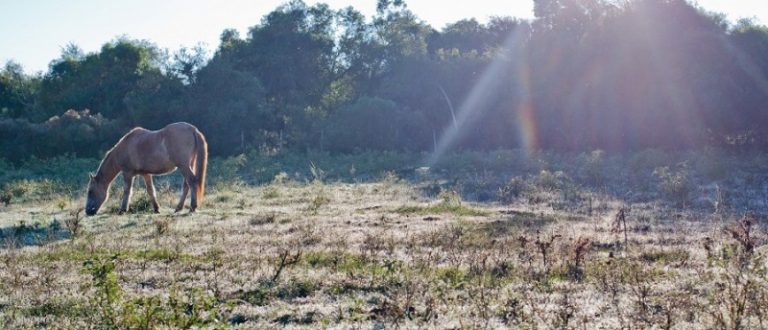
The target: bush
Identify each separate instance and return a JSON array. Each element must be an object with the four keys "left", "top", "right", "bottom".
[
  {"left": 535, "top": 170, "right": 571, "bottom": 192},
  {"left": 0, "top": 109, "right": 121, "bottom": 163},
  {"left": 653, "top": 163, "right": 693, "bottom": 207},
  {"left": 208, "top": 153, "right": 247, "bottom": 187},
  {"left": 83, "top": 254, "right": 228, "bottom": 328},
  {"left": 499, "top": 176, "right": 528, "bottom": 204}
]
